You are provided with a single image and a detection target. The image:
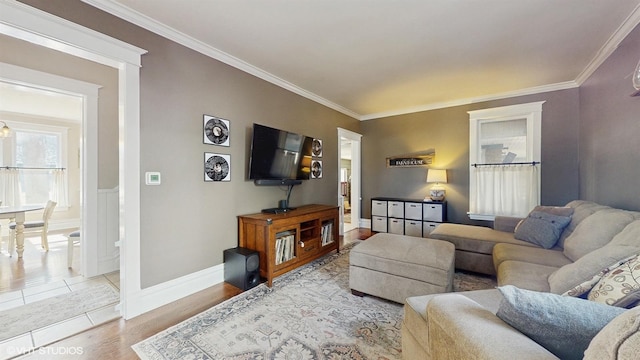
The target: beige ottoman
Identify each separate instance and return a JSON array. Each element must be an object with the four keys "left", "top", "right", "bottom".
[{"left": 349, "top": 233, "right": 455, "bottom": 303}]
